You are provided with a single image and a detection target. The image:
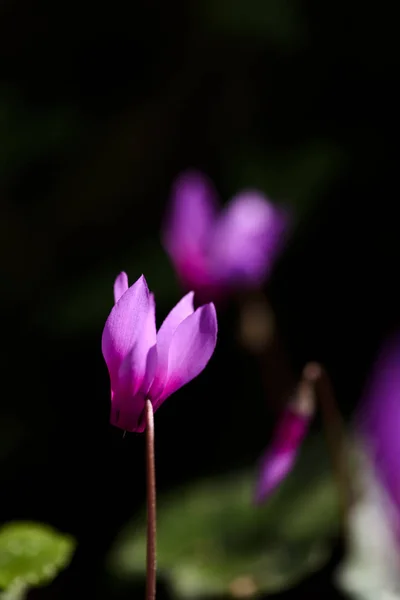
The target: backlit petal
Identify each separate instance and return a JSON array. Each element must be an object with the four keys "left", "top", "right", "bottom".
[
  {"left": 101, "top": 275, "right": 150, "bottom": 382},
  {"left": 109, "top": 294, "right": 157, "bottom": 433},
  {"left": 149, "top": 292, "right": 194, "bottom": 399},
  {"left": 154, "top": 302, "right": 217, "bottom": 408},
  {"left": 114, "top": 271, "right": 129, "bottom": 303}
]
